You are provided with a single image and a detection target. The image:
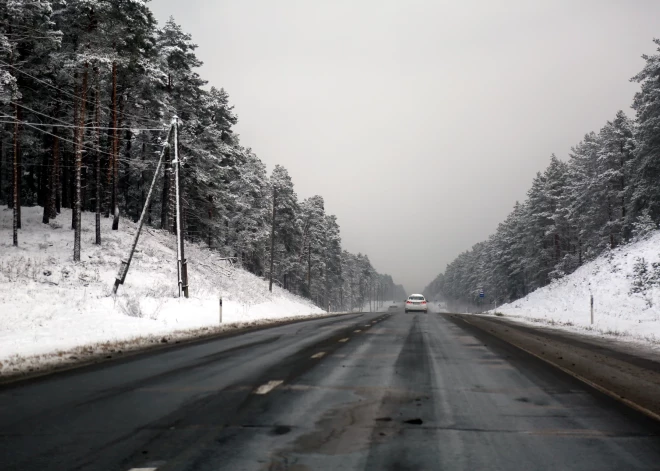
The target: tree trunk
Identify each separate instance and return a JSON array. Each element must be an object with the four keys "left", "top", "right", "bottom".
[
  {"left": 0, "top": 124, "right": 3, "bottom": 205},
  {"left": 38, "top": 134, "right": 48, "bottom": 209},
  {"left": 121, "top": 127, "right": 132, "bottom": 220},
  {"left": 16, "top": 106, "right": 21, "bottom": 229},
  {"left": 207, "top": 194, "right": 213, "bottom": 248},
  {"left": 49, "top": 101, "right": 60, "bottom": 220},
  {"left": 111, "top": 61, "right": 119, "bottom": 230},
  {"left": 608, "top": 200, "right": 615, "bottom": 249},
  {"left": 42, "top": 138, "right": 51, "bottom": 224},
  {"left": 620, "top": 149, "right": 628, "bottom": 241},
  {"left": 136, "top": 138, "right": 145, "bottom": 223},
  {"left": 71, "top": 72, "right": 79, "bottom": 230},
  {"left": 94, "top": 67, "right": 101, "bottom": 245},
  {"left": 54, "top": 132, "right": 61, "bottom": 214},
  {"left": 578, "top": 239, "right": 582, "bottom": 266},
  {"left": 104, "top": 116, "right": 113, "bottom": 218},
  {"left": 168, "top": 164, "right": 176, "bottom": 233},
  {"left": 12, "top": 102, "right": 19, "bottom": 246},
  {"left": 307, "top": 242, "right": 311, "bottom": 298},
  {"left": 269, "top": 188, "right": 277, "bottom": 292},
  {"left": 74, "top": 64, "right": 89, "bottom": 262}
]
